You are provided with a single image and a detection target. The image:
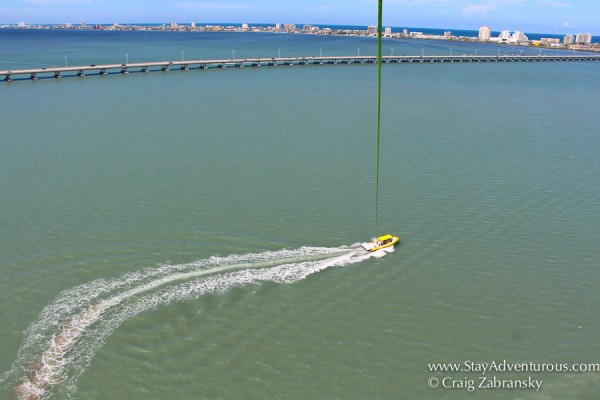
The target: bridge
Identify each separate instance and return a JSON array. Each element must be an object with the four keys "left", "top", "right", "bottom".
[{"left": 2, "top": 54, "right": 600, "bottom": 82}]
